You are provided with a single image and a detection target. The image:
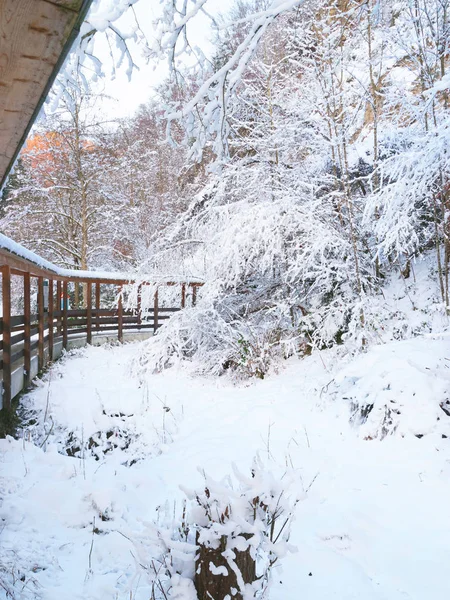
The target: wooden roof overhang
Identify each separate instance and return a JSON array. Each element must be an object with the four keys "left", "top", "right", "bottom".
[{"left": 0, "top": 0, "right": 94, "bottom": 190}]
